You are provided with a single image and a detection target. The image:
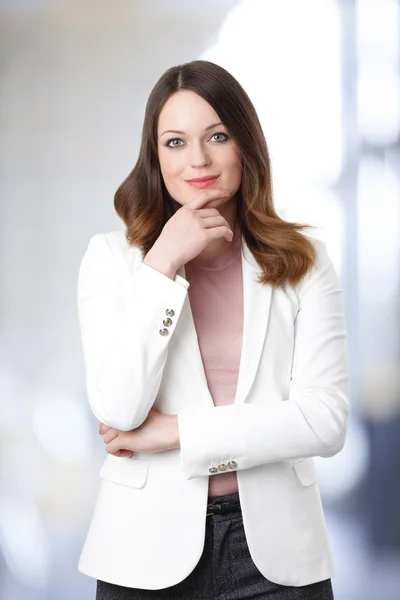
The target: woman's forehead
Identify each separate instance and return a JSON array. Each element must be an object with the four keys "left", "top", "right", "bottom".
[{"left": 157, "top": 91, "right": 220, "bottom": 134}]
